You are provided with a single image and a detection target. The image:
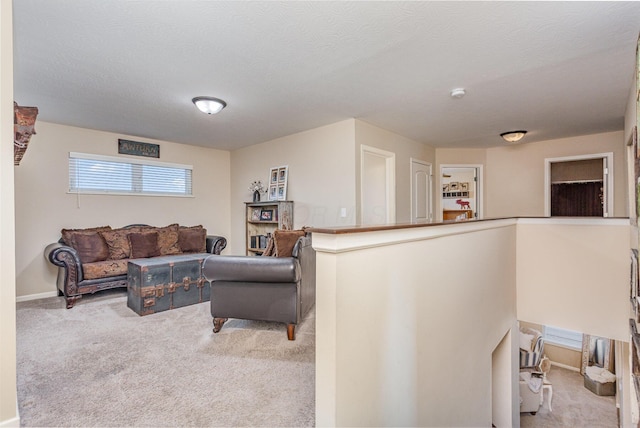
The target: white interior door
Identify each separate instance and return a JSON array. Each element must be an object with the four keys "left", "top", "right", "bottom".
[
  {"left": 361, "top": 145, "right": 395, "bottom": 225},
  {"left": 410, "top": 159, "right": 432, "bottom": 223}
]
